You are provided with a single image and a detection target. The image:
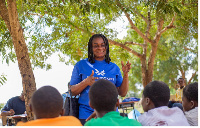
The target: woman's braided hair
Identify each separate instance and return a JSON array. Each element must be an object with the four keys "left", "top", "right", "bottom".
[{"left": 88, "top": 34, "right": 111, "bottom": 63}]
